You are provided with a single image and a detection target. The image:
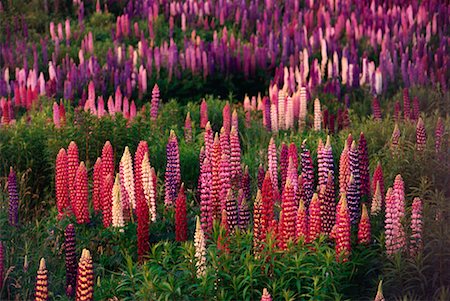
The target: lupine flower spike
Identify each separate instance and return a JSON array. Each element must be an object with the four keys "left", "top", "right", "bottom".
[
  {"left": 335, "top": 194, "right": 351, "bottom": 262},
  {"left": 119, "top": 147, "right": 135, "bottom": 220},
  {"left": 200, "top": 99, "right": 208, "bottom": 128},
  {"left": 409, "top": 197, "right": 423, "bottom": 257},
  {"left": 141, "top": 153, "right": 157, "bottom": 223},
  {"left": 391, "top": 123, "right": 401, "bottom": 151},
  {"left": 300, "top": 140, "right": 315, "bottom": 207},
  {"left": 92, "top": 158, "right": 102, "bottom": 213},
  {"left": 165, "top": 130, "right": 181, "bottom": 207},
  {"left": 230, "top": 126, "right": 242, "bottom": 188},
  {"left": 374, "top": 280, "right": 385, "bottom": 301},
  {"left": 253, "top": 189, "right": 263, "bottom": 249},
  {"left": 339, "top": 141, "right": 350, "bottom": 195},
  {"left": 65, "top": 224, "right": 77, "bottom": 297},
  {"left": 112, "top": 174, "right": 124, "bottom": 231},
  {"left": 238, "top": 189, "right": 250, "bottom": 230},
  {"left": 435, "top": 117, "right": 445, "bottom": 153},
  {"left": 372, "top": 162, "right": 385, "bottom": 204},
  {"left": 318, "top": 136, "right": 334, "bottom": 186},
  {"left": 67, "top": 141, "right": 79, "bottom": 212},
  {"left": 371, "top": 182, "right": 382, "bottom": 215},
  {"left": 358, "top": 204, "right": 371, "bottom": 244},
  {"left": 184, "top": 112, "right": 192, "bottom": 143},
  {"left": 314, "top": 98, "right": 322, "bottom": 131},
  {"left": 296, "top": 199, "right": 308, "bottom": 242},
  {"left": 358, "top": 132, "right": 370, "bottom": 197},
  {"left": 308, "top": 193, "right": 322, "bottom": 242},
  {"left": 34, "top": 258, "right": 48, "bottom": 301},
  {"left": 278, "top": 180, "right": 296, "bottom": 249},
  {"left": 321, "top": 171, "right": 335, "bottom": 235},
  {"left": 150, "top": 84, "right": 160, "bottom": 120},
  {"left": 200, "top": 156, "right": 213, "bottom": 233},
  {"left": 135, "top": 141, "right": 150, "bottom": 261},
  {"left": 8, "top": 167, "right": 19, "bottom": 226},
  {"left": 225, "top": 189, "right": 238, "bottom": 232},
  {"left": 76, "top": 249, "right": 94, "bottom": 301},
  {"left": 73, "top": 162, "right": 89, "bottom": 224},
  {"left": 194, "top": 216, "right": 207, "bottom": 278},
  {"left": 175, "top": 183, "right": 188, "bottom": 242},
  {"left": 416, "top": 117, "right": 427, "bottom": 151},
  {"left": 261, "top": 288, "right": 272, "bottom": 301}
]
